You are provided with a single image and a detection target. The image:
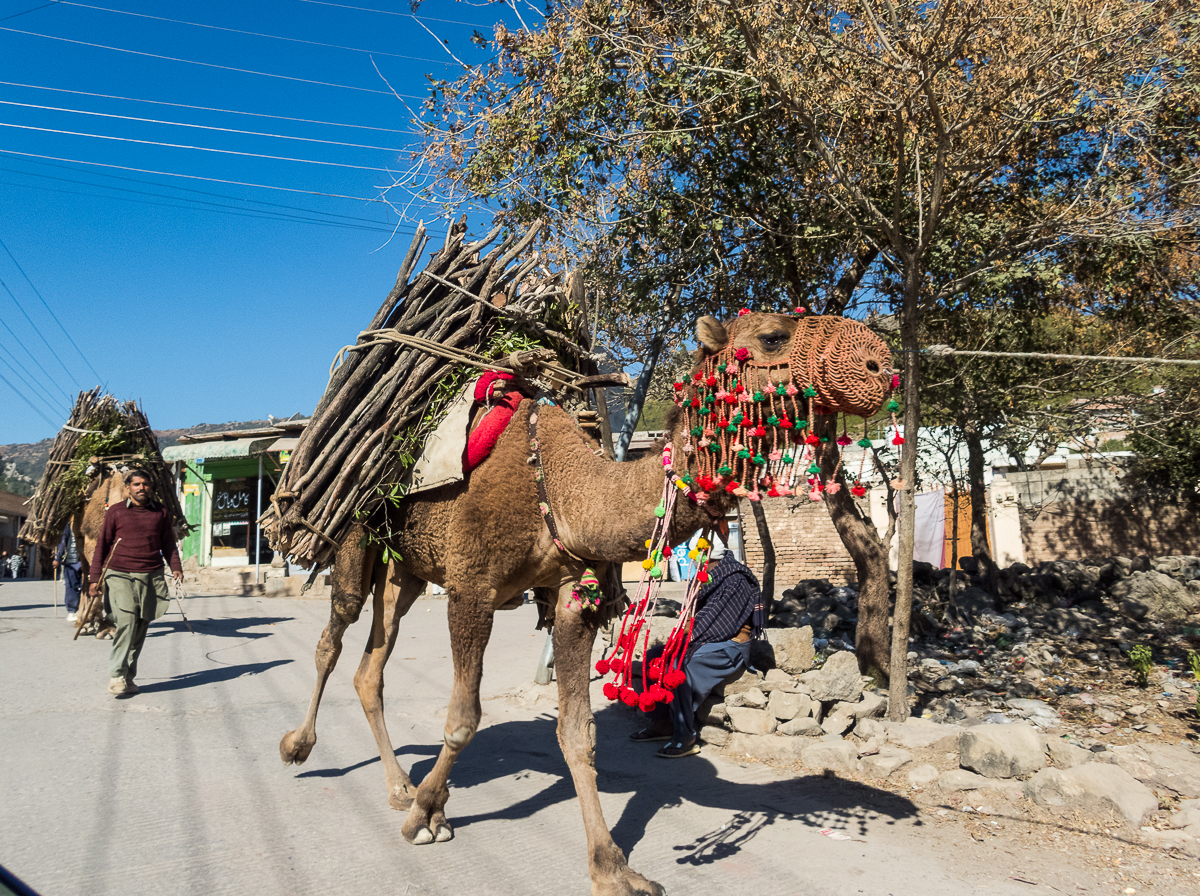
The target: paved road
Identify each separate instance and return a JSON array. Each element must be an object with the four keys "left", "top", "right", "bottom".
[{"left": 0, "top": 579, "right": 1143, "bottom": 896}]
